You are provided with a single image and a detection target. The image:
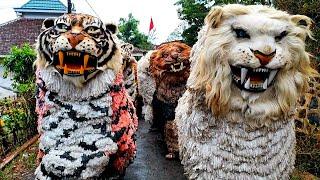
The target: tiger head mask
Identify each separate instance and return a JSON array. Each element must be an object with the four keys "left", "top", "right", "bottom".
[{"left": 36, "top": 13, "right": 122, "bottom": 87}]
